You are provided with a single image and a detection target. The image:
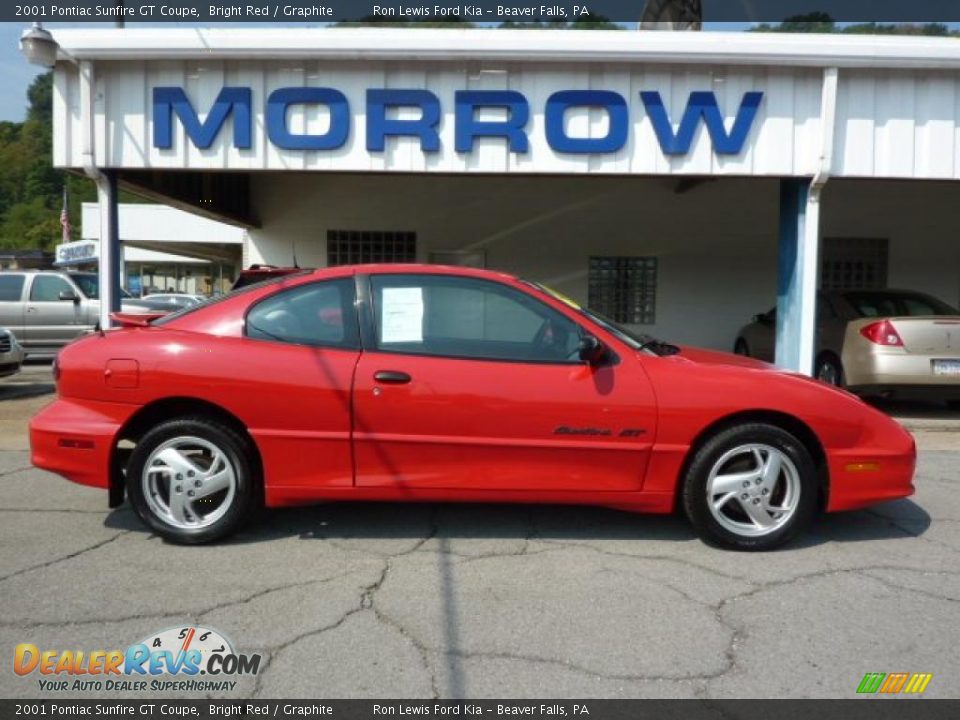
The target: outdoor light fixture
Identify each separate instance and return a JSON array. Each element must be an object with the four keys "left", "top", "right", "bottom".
[{"left": 20, "top": 23, "right": 59, "bottom": 68}]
